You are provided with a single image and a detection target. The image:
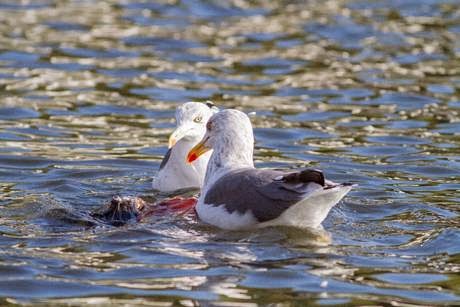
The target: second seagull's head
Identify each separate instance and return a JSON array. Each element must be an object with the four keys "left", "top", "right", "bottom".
[{"left": 168, "top": 101, "right": 218, "bottom": 148}]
